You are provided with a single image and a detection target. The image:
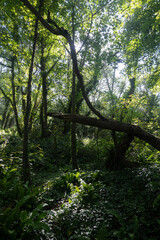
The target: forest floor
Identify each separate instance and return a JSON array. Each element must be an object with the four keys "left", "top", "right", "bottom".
[
  {"left": 33, "top": 163, "right": 160, "bottom": 240},
  {"left": 1, "top": 132, "right": 160, "bottom": 239}
]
